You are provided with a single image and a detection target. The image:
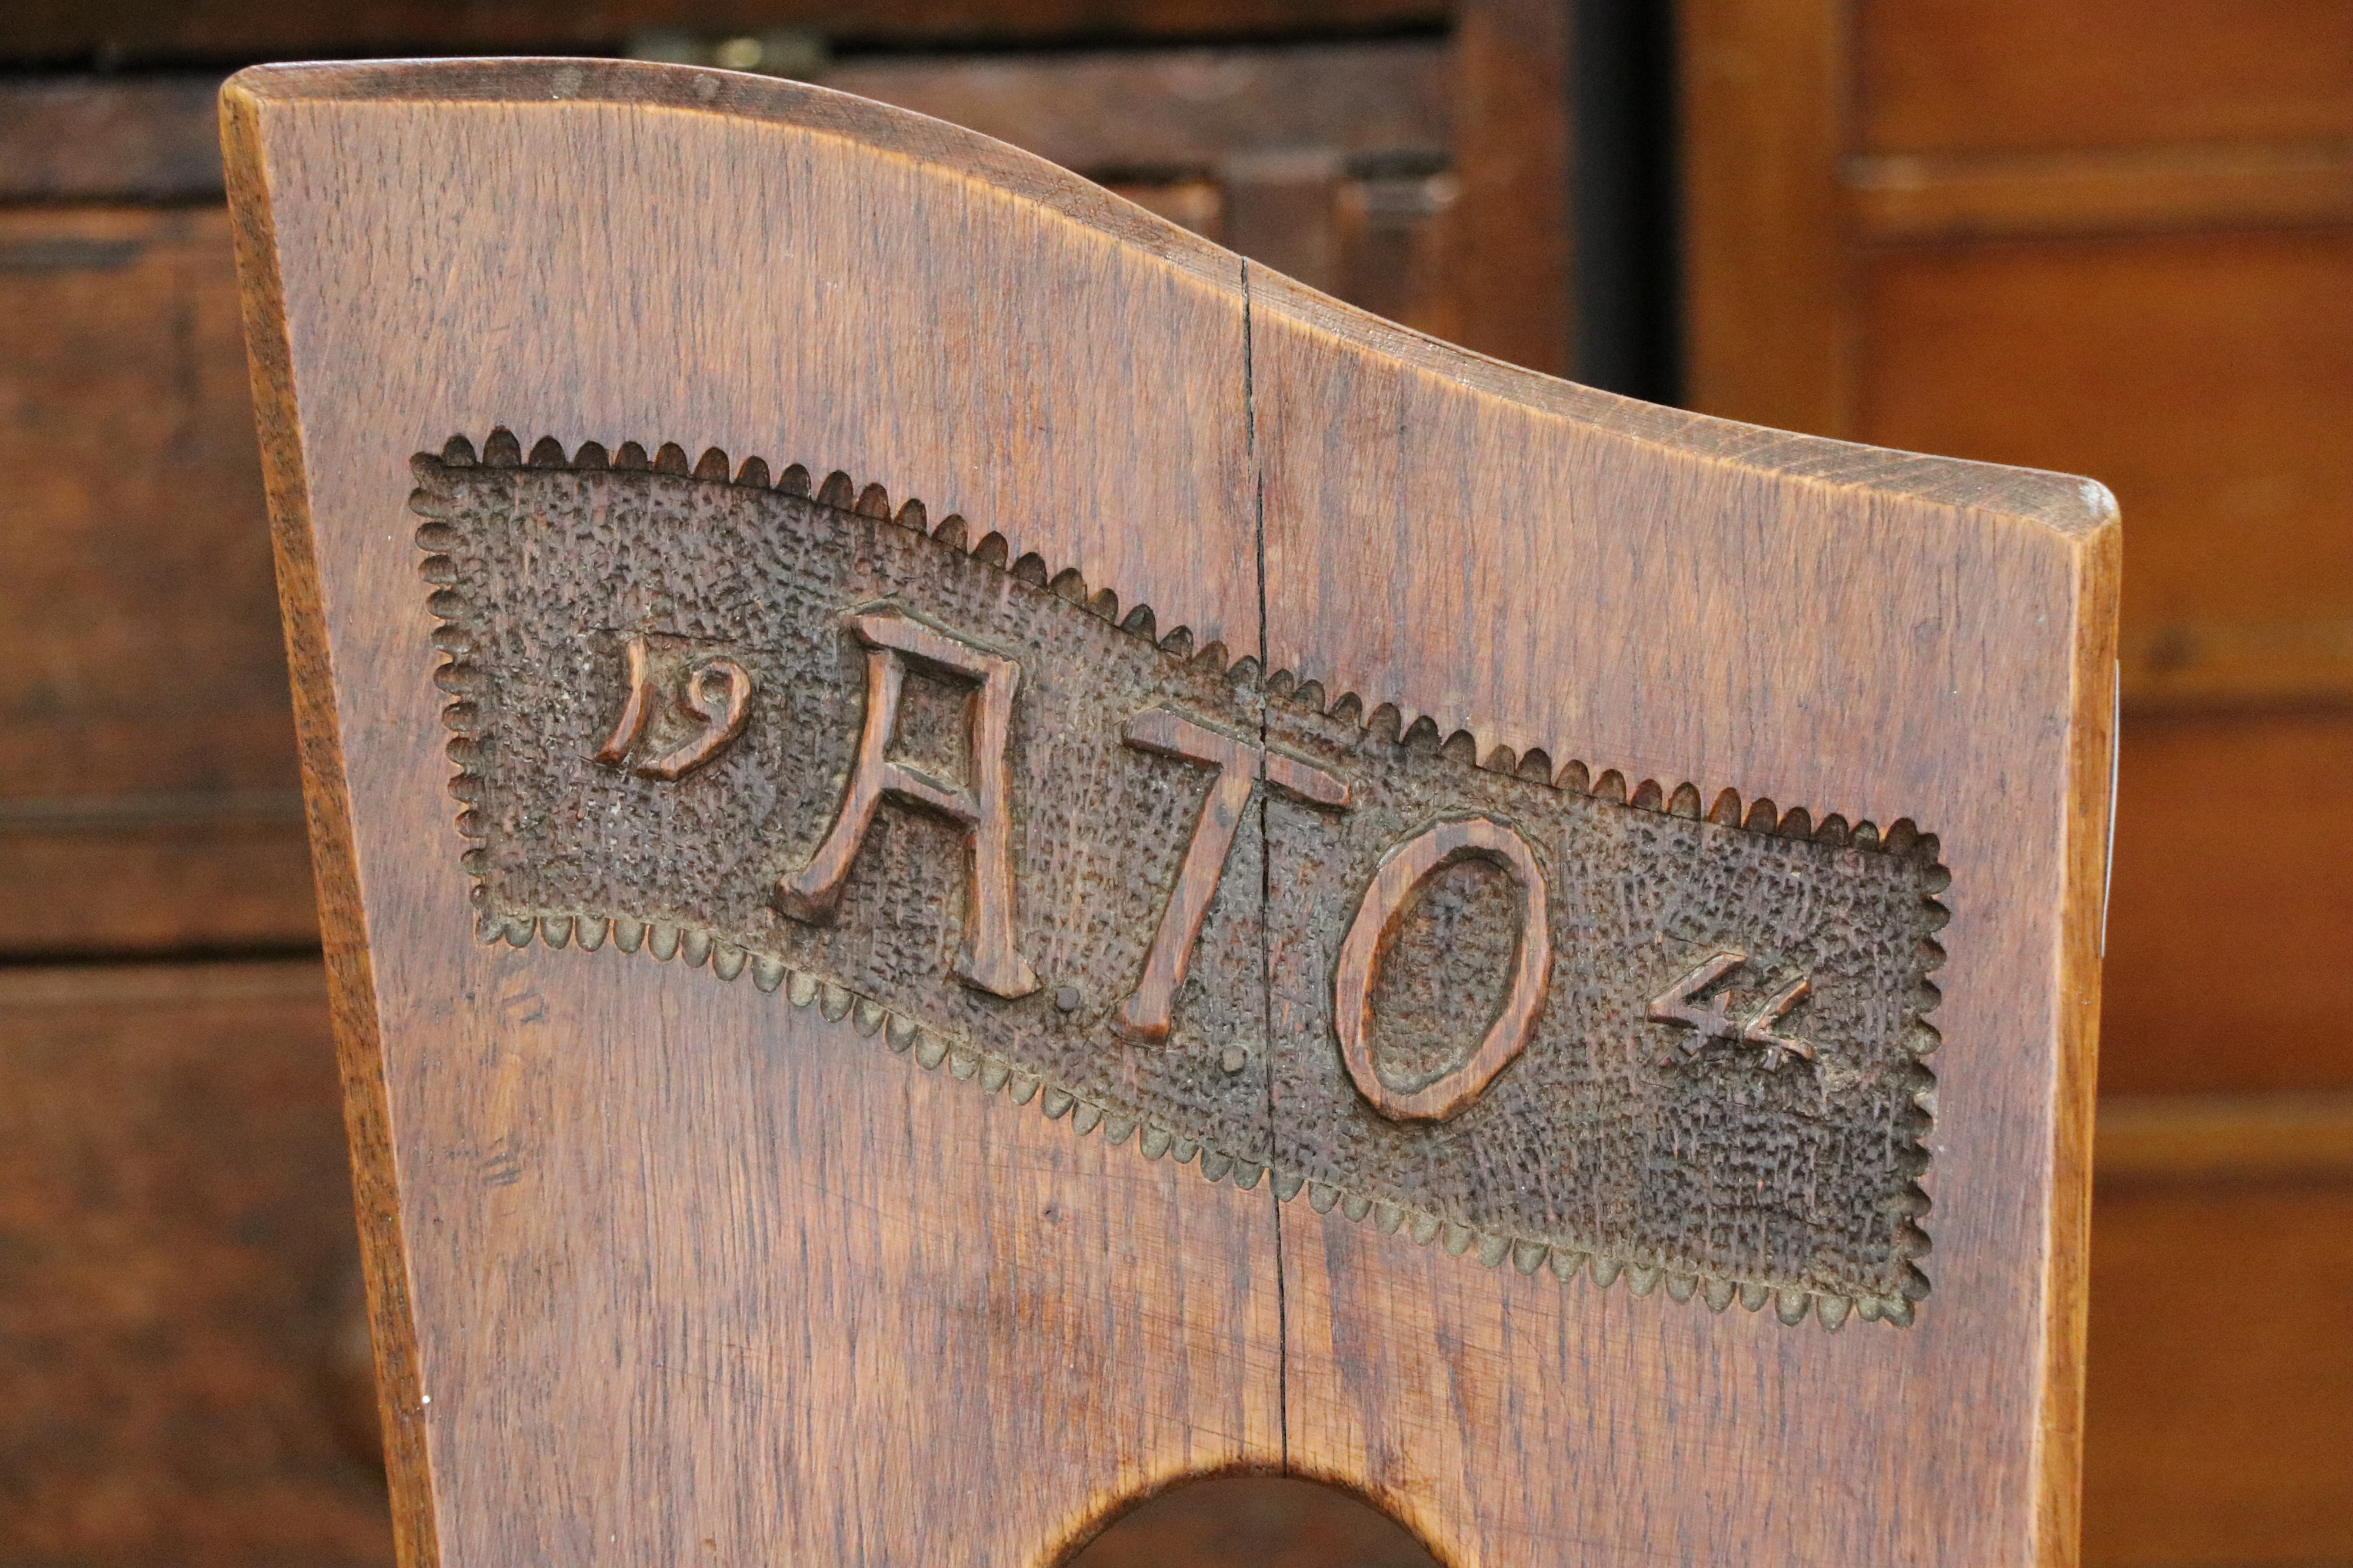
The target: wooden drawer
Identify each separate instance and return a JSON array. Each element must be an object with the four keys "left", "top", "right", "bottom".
[
  {"left": 1859, "top": 0, "right": 2353, "bottom": 154},
  {"left": 1857, "top": 231, "right": 2353, "bottom": 709},
  {"left": 2102, "top": 712, "right": 2353, "bottom": 1095},
  {"left": 2085, "top": 1109, "right": 2353, "bottom": 1564},
  {"left": 1858, "top": 232, "right": 2353, "bottom": 636},
  {"left": 0, "top": 206, "right": 316, "bottom": 955},
  {"left": 0, "top": 962, "right": 390, "bottom": 1567}
]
